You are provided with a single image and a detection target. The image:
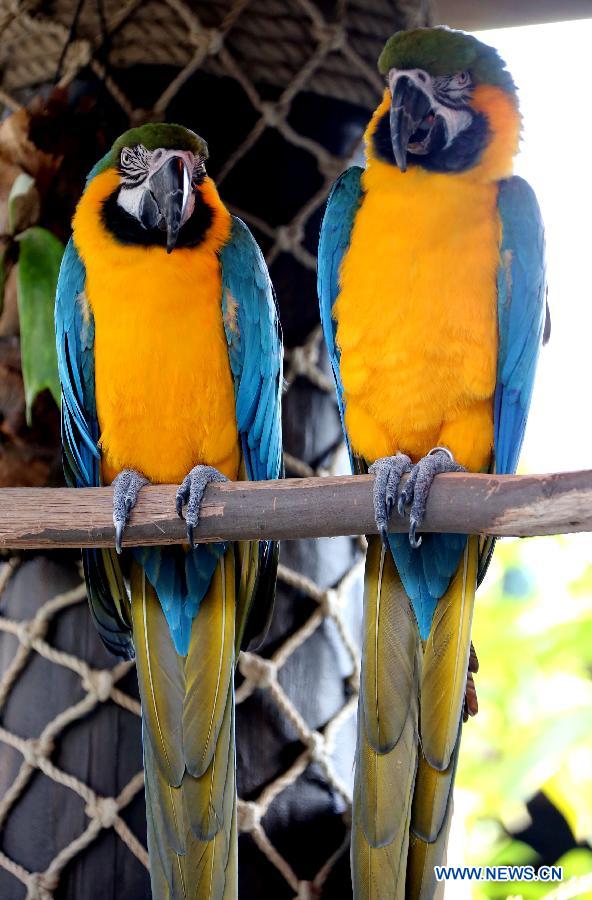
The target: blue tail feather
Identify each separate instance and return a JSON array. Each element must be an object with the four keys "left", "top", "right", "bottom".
[
  {"left": 387, "top": 532, "right": 466, "bottom": 639},
  {"left": 133, "top": 543, "right": 226, "bottom": 656}
]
